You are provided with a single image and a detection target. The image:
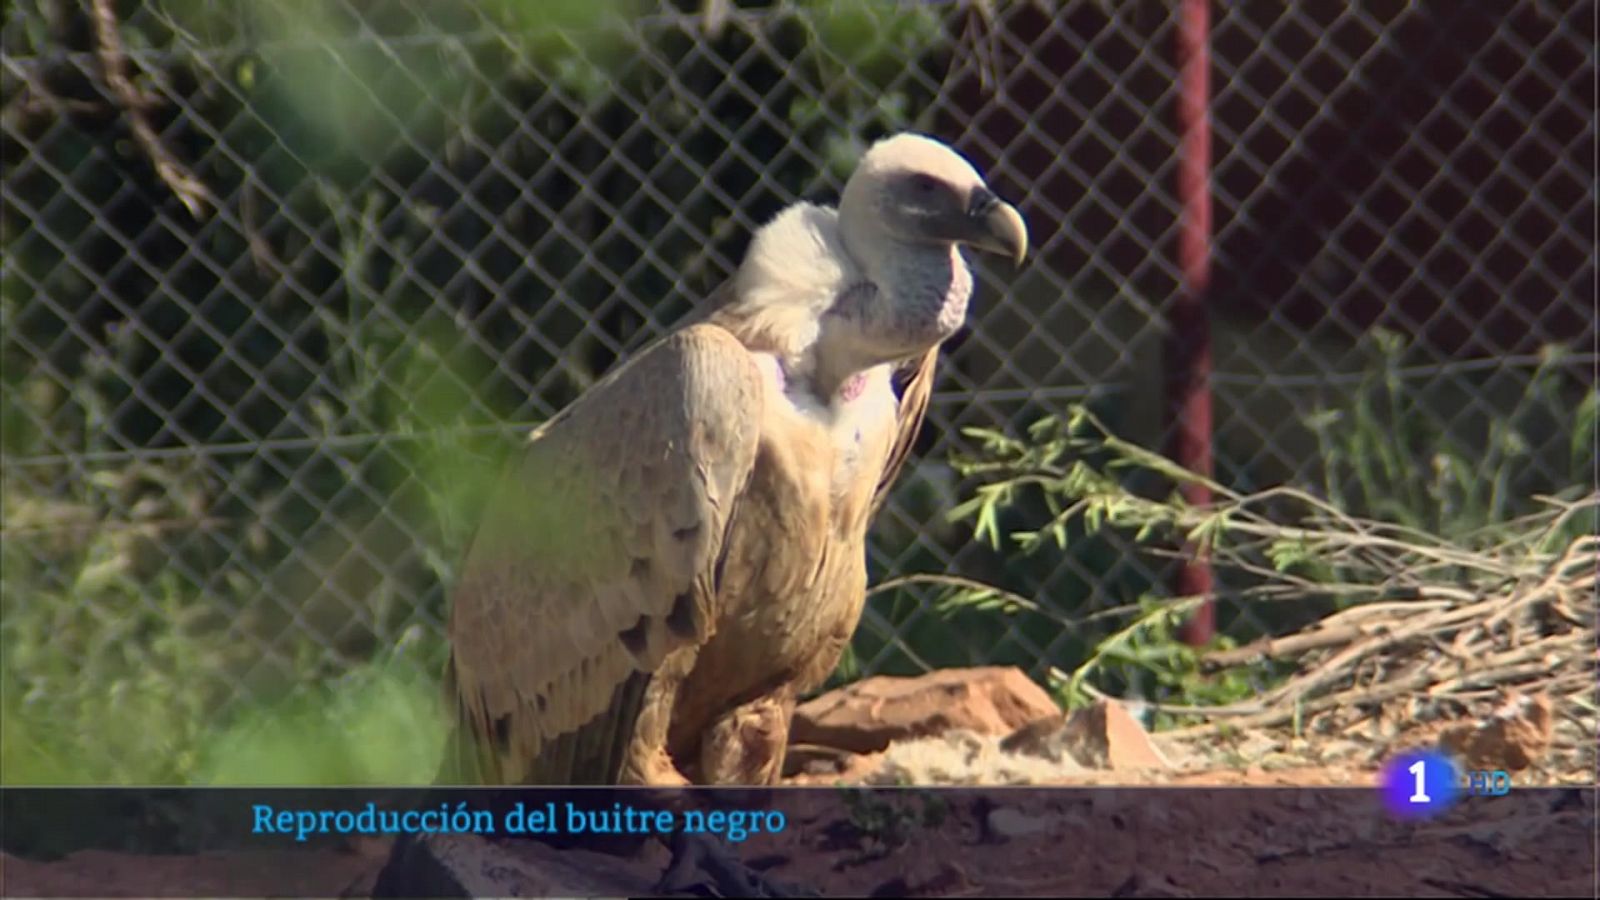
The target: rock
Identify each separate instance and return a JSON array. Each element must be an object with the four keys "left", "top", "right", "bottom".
[
  {"left": 782, "top": 743, "right": 886, "bottom": 784},
  {"left": 985, "top": 806, "right": 1053, "bottom": 840},
  {"left": 1439, "top": 692, "right": 1553, "bottom": 771},
  {"left": 870, "top": 861, "right": 974, "bottom": 898},
  {"left": 791, "top": 667, "right": 1061, "bottom": 754},
  {"left": 997, "top": 712, "right": 1069, "bottom": 756},
  {"left": 862, "top": 728, "right": 1084, "bottom": 785},
  {"left": 1001, "top": 699, "right": 1172, "bottom": 771}
]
